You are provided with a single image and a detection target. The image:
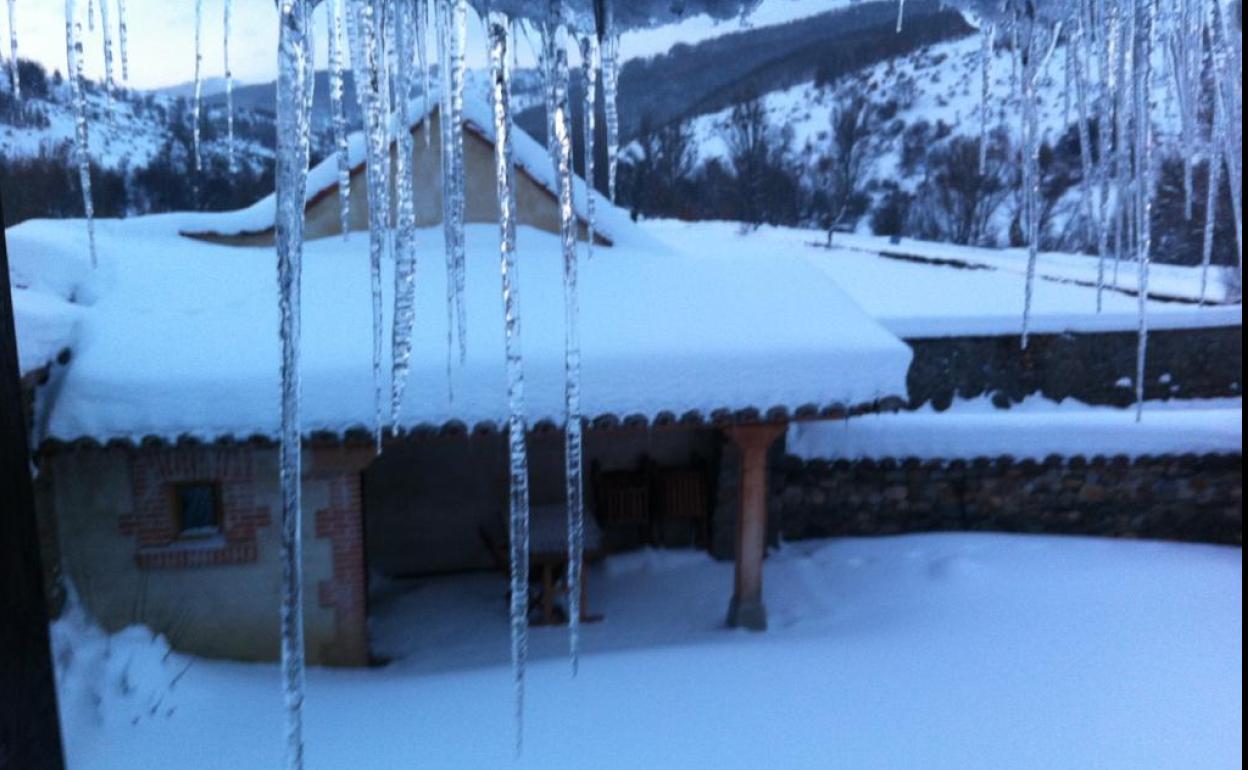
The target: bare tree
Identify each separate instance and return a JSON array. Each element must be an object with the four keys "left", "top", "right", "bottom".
[
  {"left": 911, "top": 133, "right": 1010, "bottom": 245},
  {"left": 817, "top": 89, "right": 874, "bottom": 241}
]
